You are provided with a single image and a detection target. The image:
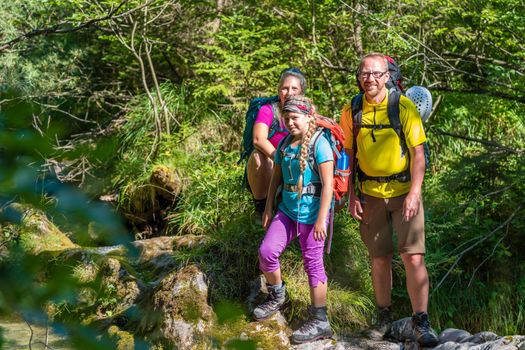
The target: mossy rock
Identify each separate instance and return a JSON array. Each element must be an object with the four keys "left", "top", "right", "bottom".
[
  {"left": 137, "top": 264, "right": 215, "bottom": 348},
  {"left": 150, "top": 164, "right": 182, "bottom": 201},
  {"left": 108, "top": 325, "right": 135, "bottom": 350},
  {"left": 14, "top": 204, "right": 77, "bottom": 254}
]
